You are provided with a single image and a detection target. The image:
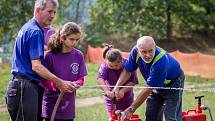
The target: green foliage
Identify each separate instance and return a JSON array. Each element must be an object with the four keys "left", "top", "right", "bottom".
[
  {"left": 89, "top": 0, "right": 171, "bottom": 39},
  {"left": 172, "top": 0, "right": 215, "bottom": 35},
  {"left": 0, "top": 0, "right": 34, "bottom": 44},
  {"left": 88, "top": 0, "right": 215, "bottom": 43}
]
